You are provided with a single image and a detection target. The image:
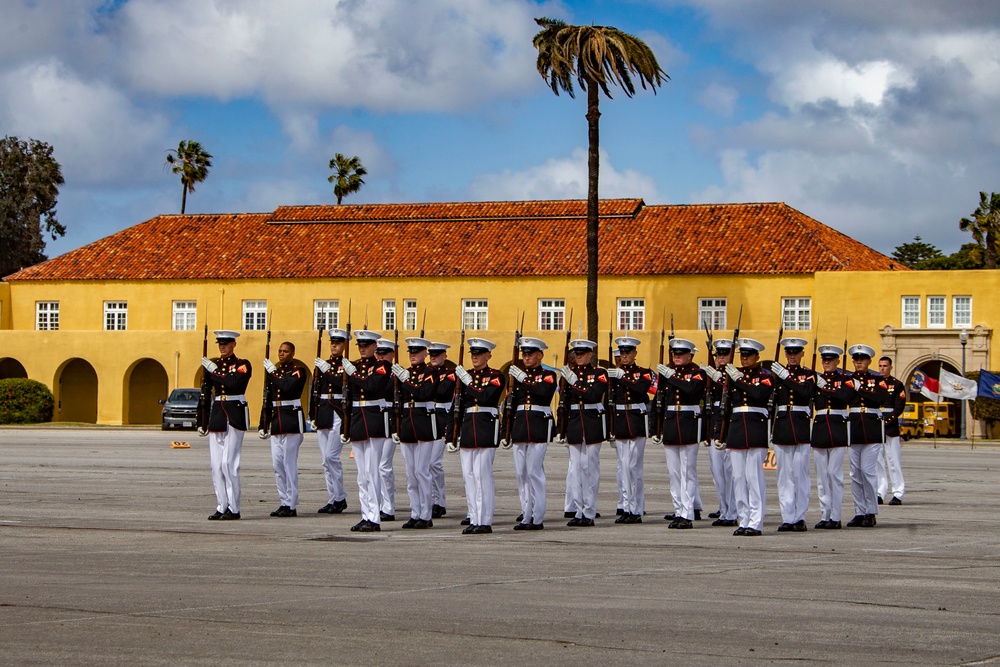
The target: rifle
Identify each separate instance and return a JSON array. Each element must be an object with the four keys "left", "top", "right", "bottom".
[
  {"left": 811, "top": 320, "right": 819, "bottom": 376},
  {"left": 309, "top": 326, "right": 324, "bottom": 424},
  {"left": 501, "top": 311, "right": 524, "bottom": 444},
  {"left": 446, "top": 325, "right": 467, "bottom": 449},
  {"left": 341, "top": 300, "right": 353, "bottom": 442},
  {"left": 718, "top": 305, "right": 743, "bottom": 443},
  {"left": 556, "top": 309, "right": 574, "bottom": 440},
  {"left": 701, "top": 320, "right": 716, "bottom": 430},
  {"left": 393, "top": 327, "right": 402, "bottom": 435},
  {"left": 606, "top": 307, "right": 616, "bottom": 441},
  {"left": 420, "top": 308, "right": 426, "bottom": 338},
  {"left": 257, "top": 311, "right": 273, "bottom": 436},
  {"left": 196, "top": 323, "right": 211, "bottom": 431},
  {"left": 767, "top": 313, "right": 784, "bottom": 417},
  {"left": 653, "top": 314, "right": 666, "bottom": 439},
  {"left": 842, "top": 317, "right": 849, "bottom": 370}
]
